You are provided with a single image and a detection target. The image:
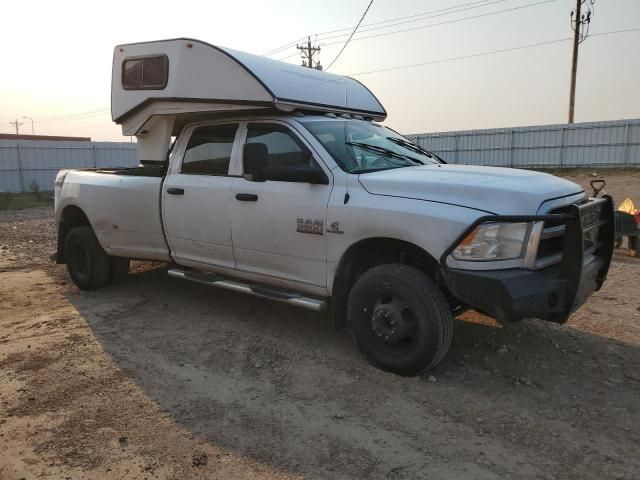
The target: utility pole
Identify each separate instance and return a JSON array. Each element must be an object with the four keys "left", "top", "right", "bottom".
[
  {"left": 568, "top": 0, "right": 594, "bottom": 124},
  {"left": 9, "top": 119, "right": 23, "bottom": 135},
  {"left": 297, "top": 36, "right": 322, "bottom": 70}
]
